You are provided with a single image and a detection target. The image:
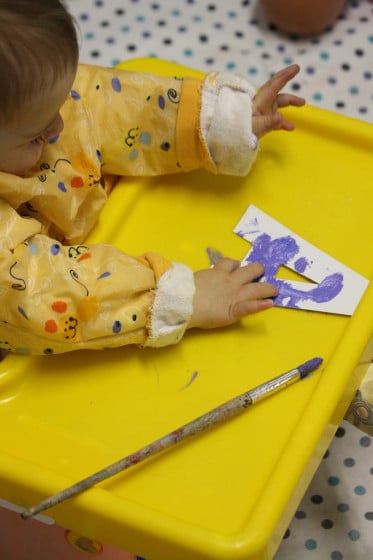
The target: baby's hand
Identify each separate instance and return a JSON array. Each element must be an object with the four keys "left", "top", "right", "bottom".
[
  {"left": 252, "top": 64, "right": 305, "bottom": 138},
  {"left": 188, "top": 259, "right": 278, "bottom": 330}
]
